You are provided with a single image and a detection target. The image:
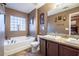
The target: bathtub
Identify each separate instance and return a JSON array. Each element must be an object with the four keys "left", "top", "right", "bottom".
[{"left": 4, "top": 36, "right": 35, "bottom": 56}]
